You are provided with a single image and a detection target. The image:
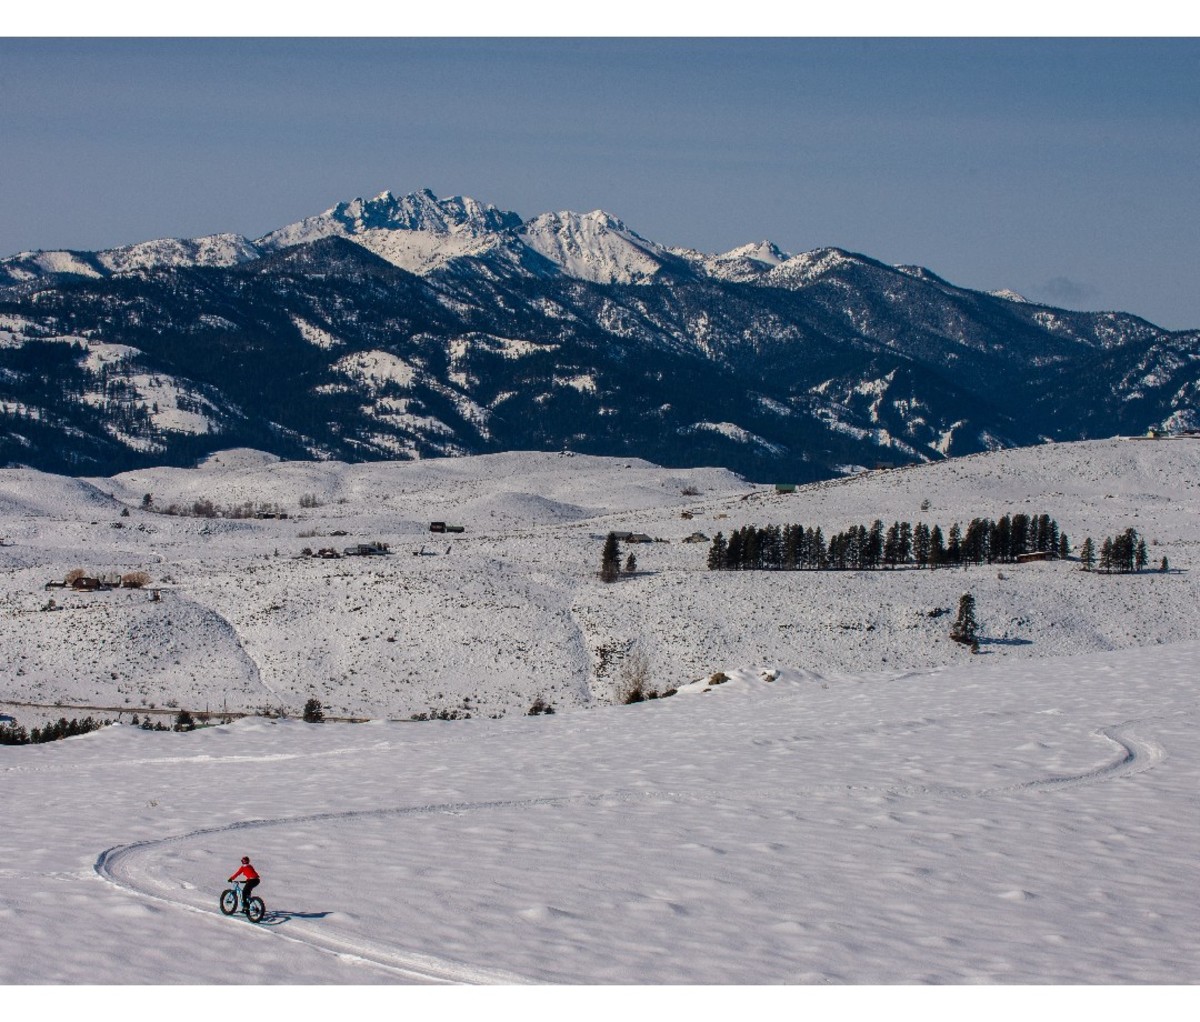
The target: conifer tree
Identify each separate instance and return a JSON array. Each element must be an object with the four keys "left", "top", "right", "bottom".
[
  {"left": 601, "top": 532, "right": 621, "bottom": 582},
  {"left": 949, "top": 592, "right": 979, "bottom": 646},
  {"left": 1080, "top": 537, "right": 1095, "bottom": 571},
  {"left": 947, "top": 523, "right": 962, "bottom": 564},
  {"left": 707, "top": 532, "right": 727, "bottom": 570},
  {"left": 929, "top": 524, "right": 946, "bottom": 568},
  {"left": 913, "top": 522, "right": 931, "bottom": 568}
]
